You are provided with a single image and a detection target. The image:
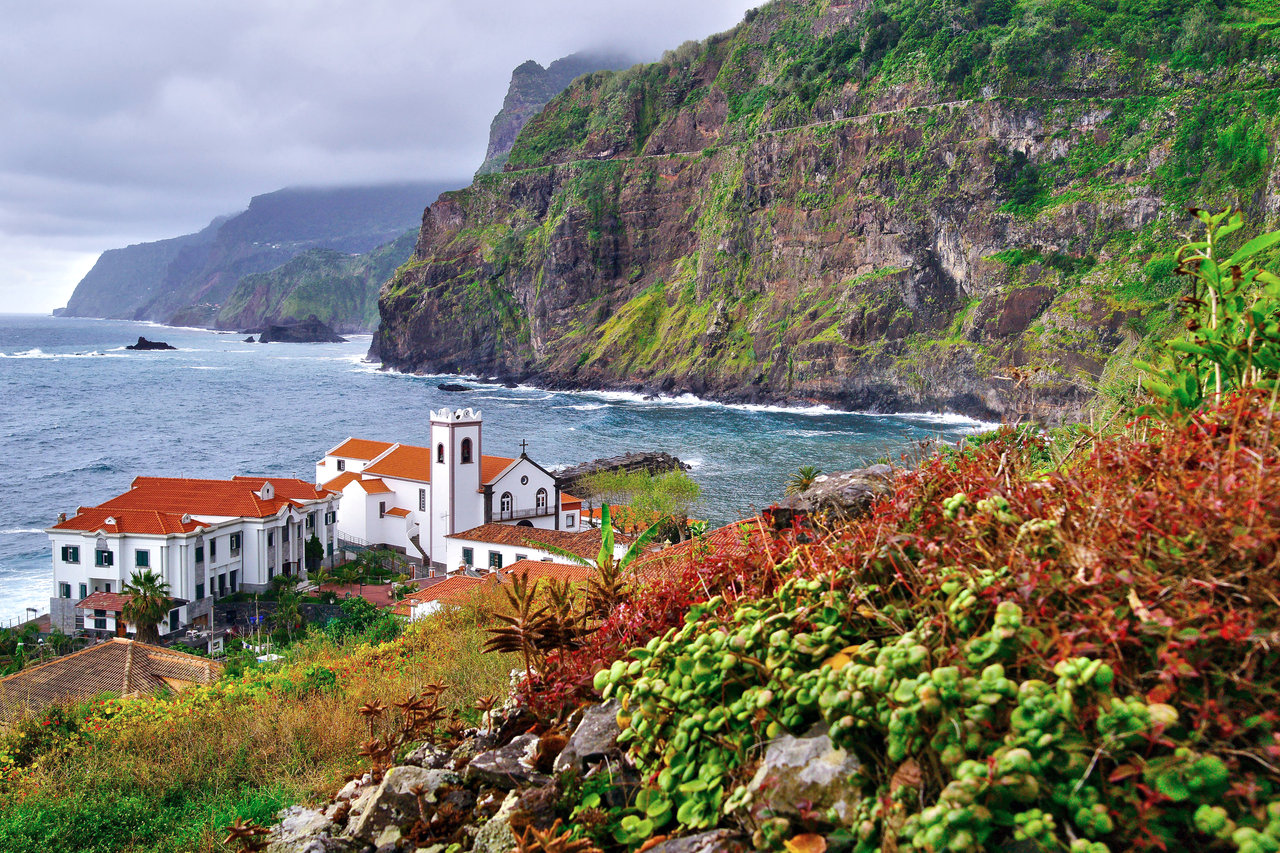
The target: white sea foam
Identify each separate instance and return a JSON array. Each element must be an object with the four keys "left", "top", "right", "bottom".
[
  {"left": 568, "top": 403, "right": 608, "bottom": 411},
  {"left": 1, "top": 529, "right": 43, "bottom": 535},
  {"left": 0, "top": 348, "right": 127, "bottom": 360}
]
